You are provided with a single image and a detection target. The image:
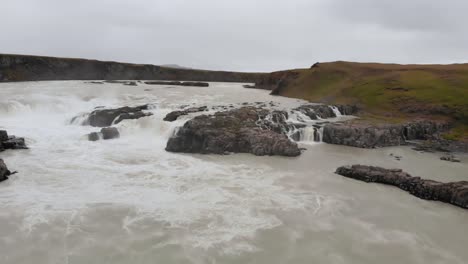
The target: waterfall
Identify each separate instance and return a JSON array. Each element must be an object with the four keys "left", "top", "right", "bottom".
[
  {"left": 330, "top": 106, "right": 342, "bottom": 117},
  {"left": 298, "top": 126, "right": 323, "bottom": 143}
]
